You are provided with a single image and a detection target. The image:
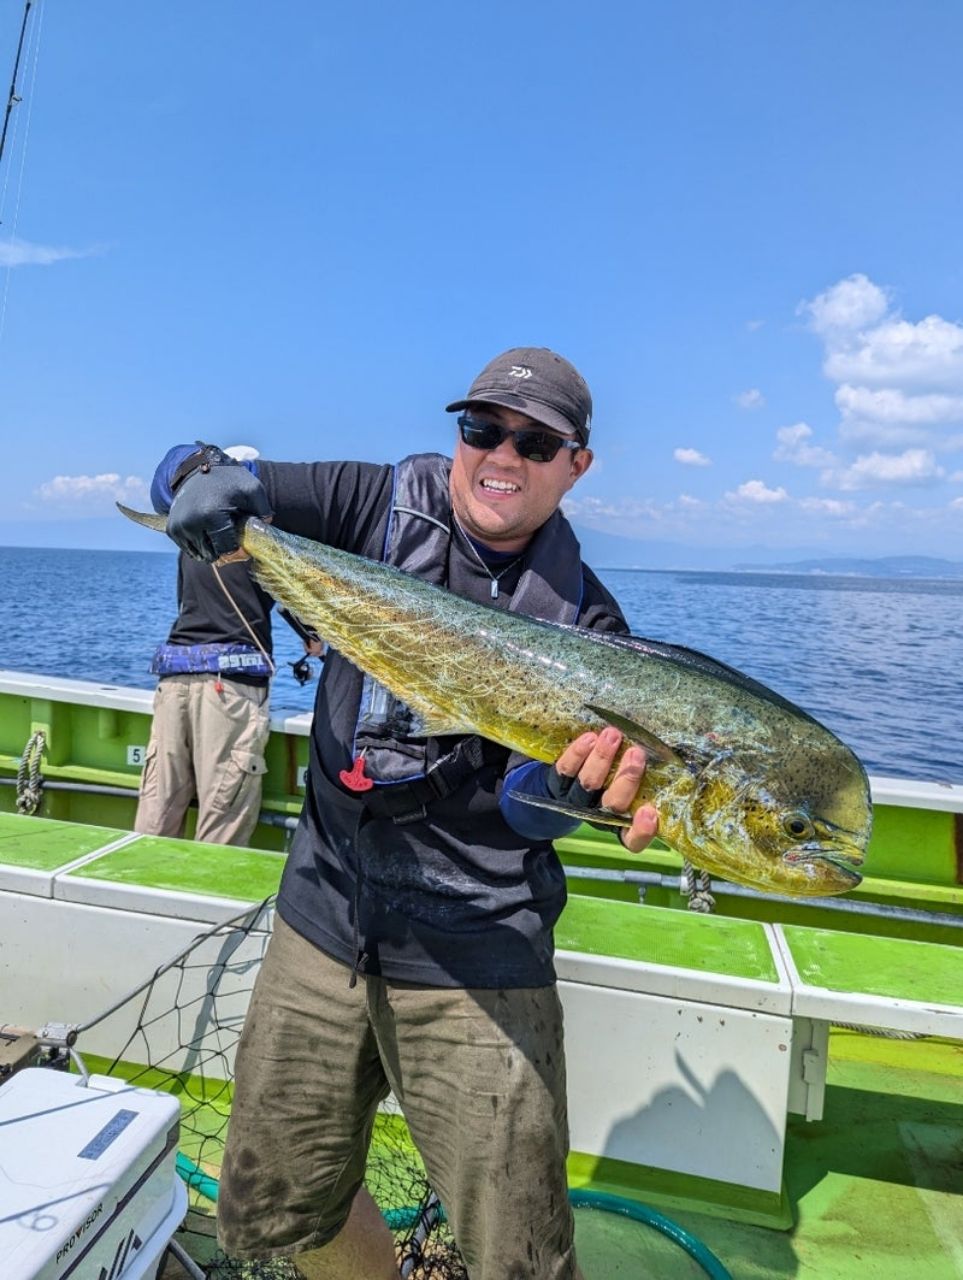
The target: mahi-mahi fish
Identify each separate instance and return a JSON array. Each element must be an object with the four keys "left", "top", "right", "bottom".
[{"left": 120, "top": 505, "right": 871, "bottom": 896}]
